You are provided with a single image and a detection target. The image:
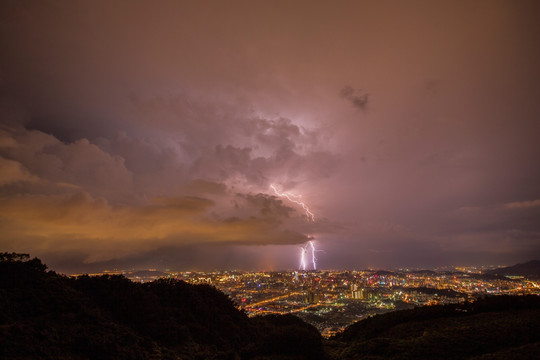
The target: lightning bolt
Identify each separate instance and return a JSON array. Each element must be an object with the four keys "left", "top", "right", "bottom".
[
  {"left": 298, "top": 240, "right": 319, "bottom": 271},
  {"left": 269, "top": 184, "right": 318, "bottom": 270},
  {"left": 309, "top": 241, "right": 317, "bottom": 270},
  {"left": 270, "top": 184, "right": 315, "bottom": 221},
  {"left": 300, "top": 247, "right": 307, "bottom": 271}
]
